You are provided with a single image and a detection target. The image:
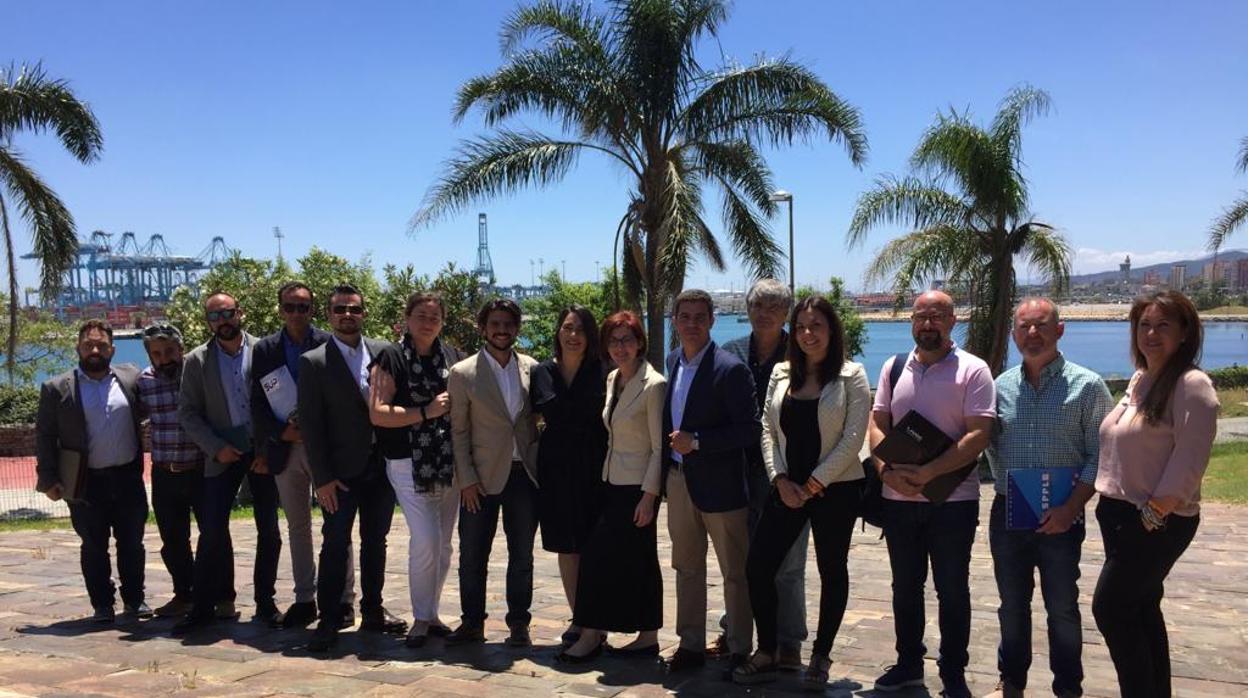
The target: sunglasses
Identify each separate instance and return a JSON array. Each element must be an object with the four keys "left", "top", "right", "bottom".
[
  {"left": 206, "top": 308, "right": 239, "bottom": 322},
  {"left": 282, "top": 302, "right": 311, "bottom": 314},
  {"left": 332, "top": 304, "right": 365, "bottom": 316}
]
